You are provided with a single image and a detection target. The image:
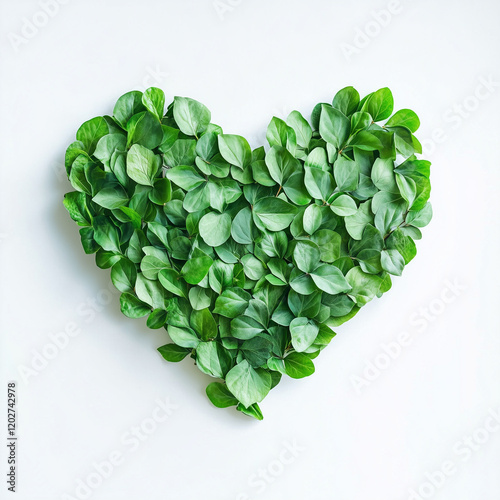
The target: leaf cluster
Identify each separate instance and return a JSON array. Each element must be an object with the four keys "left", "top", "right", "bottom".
[{"left": 64, "top": 86, "right": 432, "bottom": 419}]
